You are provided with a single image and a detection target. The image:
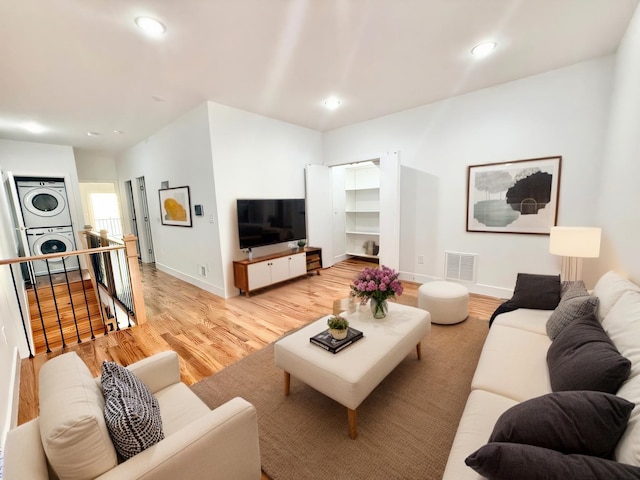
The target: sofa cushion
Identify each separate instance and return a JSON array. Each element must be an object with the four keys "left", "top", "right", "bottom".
[
  {"left": 510, "top": 273, "right": 561, "bottom": 310},
  {"left": 154, "top": 382, "right": 210, "bottom": 436},
  {"left": 593, "top": 270, "right": 640, "bottom": 322},
  {"left": 38, "top": 352, "right": 117, "bottom": 480},
  {"left": 600, "top": 290, "right": 640, "bottom": 466},
  {"left": 547, "top": 313, "right": 631, "bottom": 393},
  {"left": 465, "top": 443, "right": 640, "bottom": 480},
  {"left": 489, "top": 391, "right": 633, "bottom": 458},
  {"left": 546, "top": 284, "right": 598, "bottom": 340},
  {"left": 101, "top": 361, "right": 164, "bottom": 460},
  {"left": 471, "top": 324, "right": 552, "bottom": 402},
  {"left": 441, "top": 390, "right": 518, "bottom": 480},
  {"left": 491, "top": 308, "right": 551, "bottom": 335}
]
